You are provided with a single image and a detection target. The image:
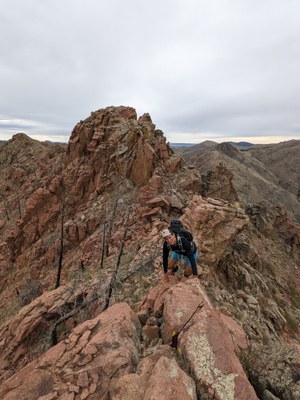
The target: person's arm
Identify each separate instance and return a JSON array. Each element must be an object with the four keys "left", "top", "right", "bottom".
[
  {"left": 182, "top": 238, "right": 198, "bottom": 275},
  {"left": 163, "top": 242, "right": 170, "bottom": 273}
]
